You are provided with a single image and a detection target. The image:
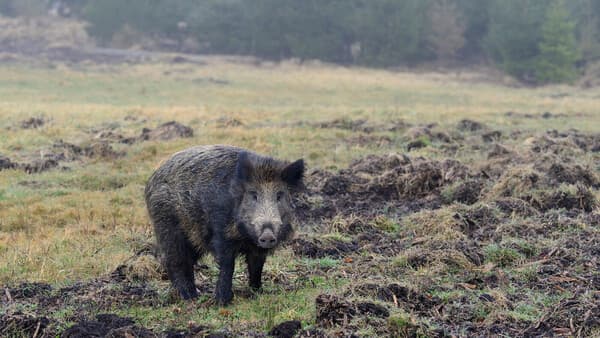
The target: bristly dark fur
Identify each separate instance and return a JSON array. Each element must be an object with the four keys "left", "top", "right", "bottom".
[{"left": 145, "top": 145, "right": 304, "bottom": 305}]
